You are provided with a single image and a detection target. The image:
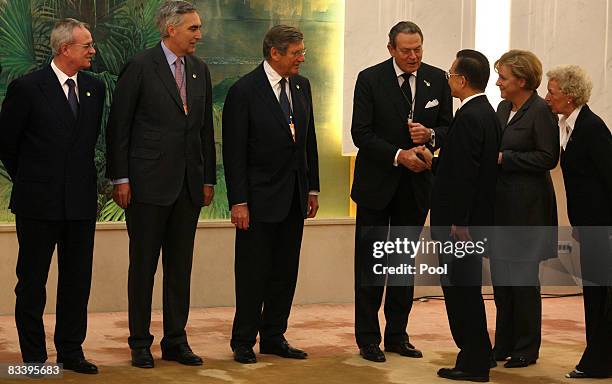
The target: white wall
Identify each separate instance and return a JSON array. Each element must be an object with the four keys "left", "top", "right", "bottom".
[{"left": 510, "top": 0, "right": 612, "bottom": 127}]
